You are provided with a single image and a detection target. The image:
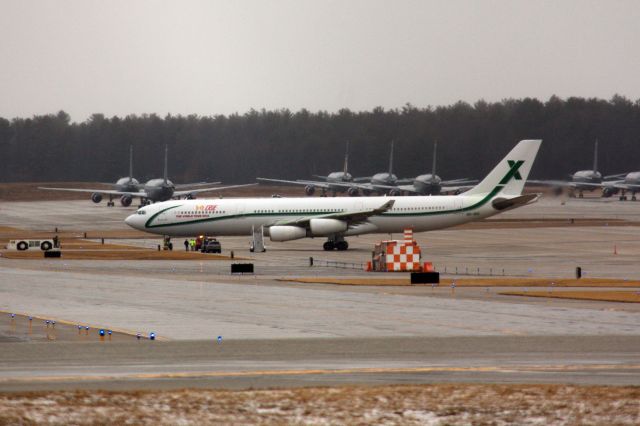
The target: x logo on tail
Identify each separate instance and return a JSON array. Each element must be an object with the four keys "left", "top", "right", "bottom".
[{"left": 500, "top": 160, "right": 525, "bottom": 184}]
